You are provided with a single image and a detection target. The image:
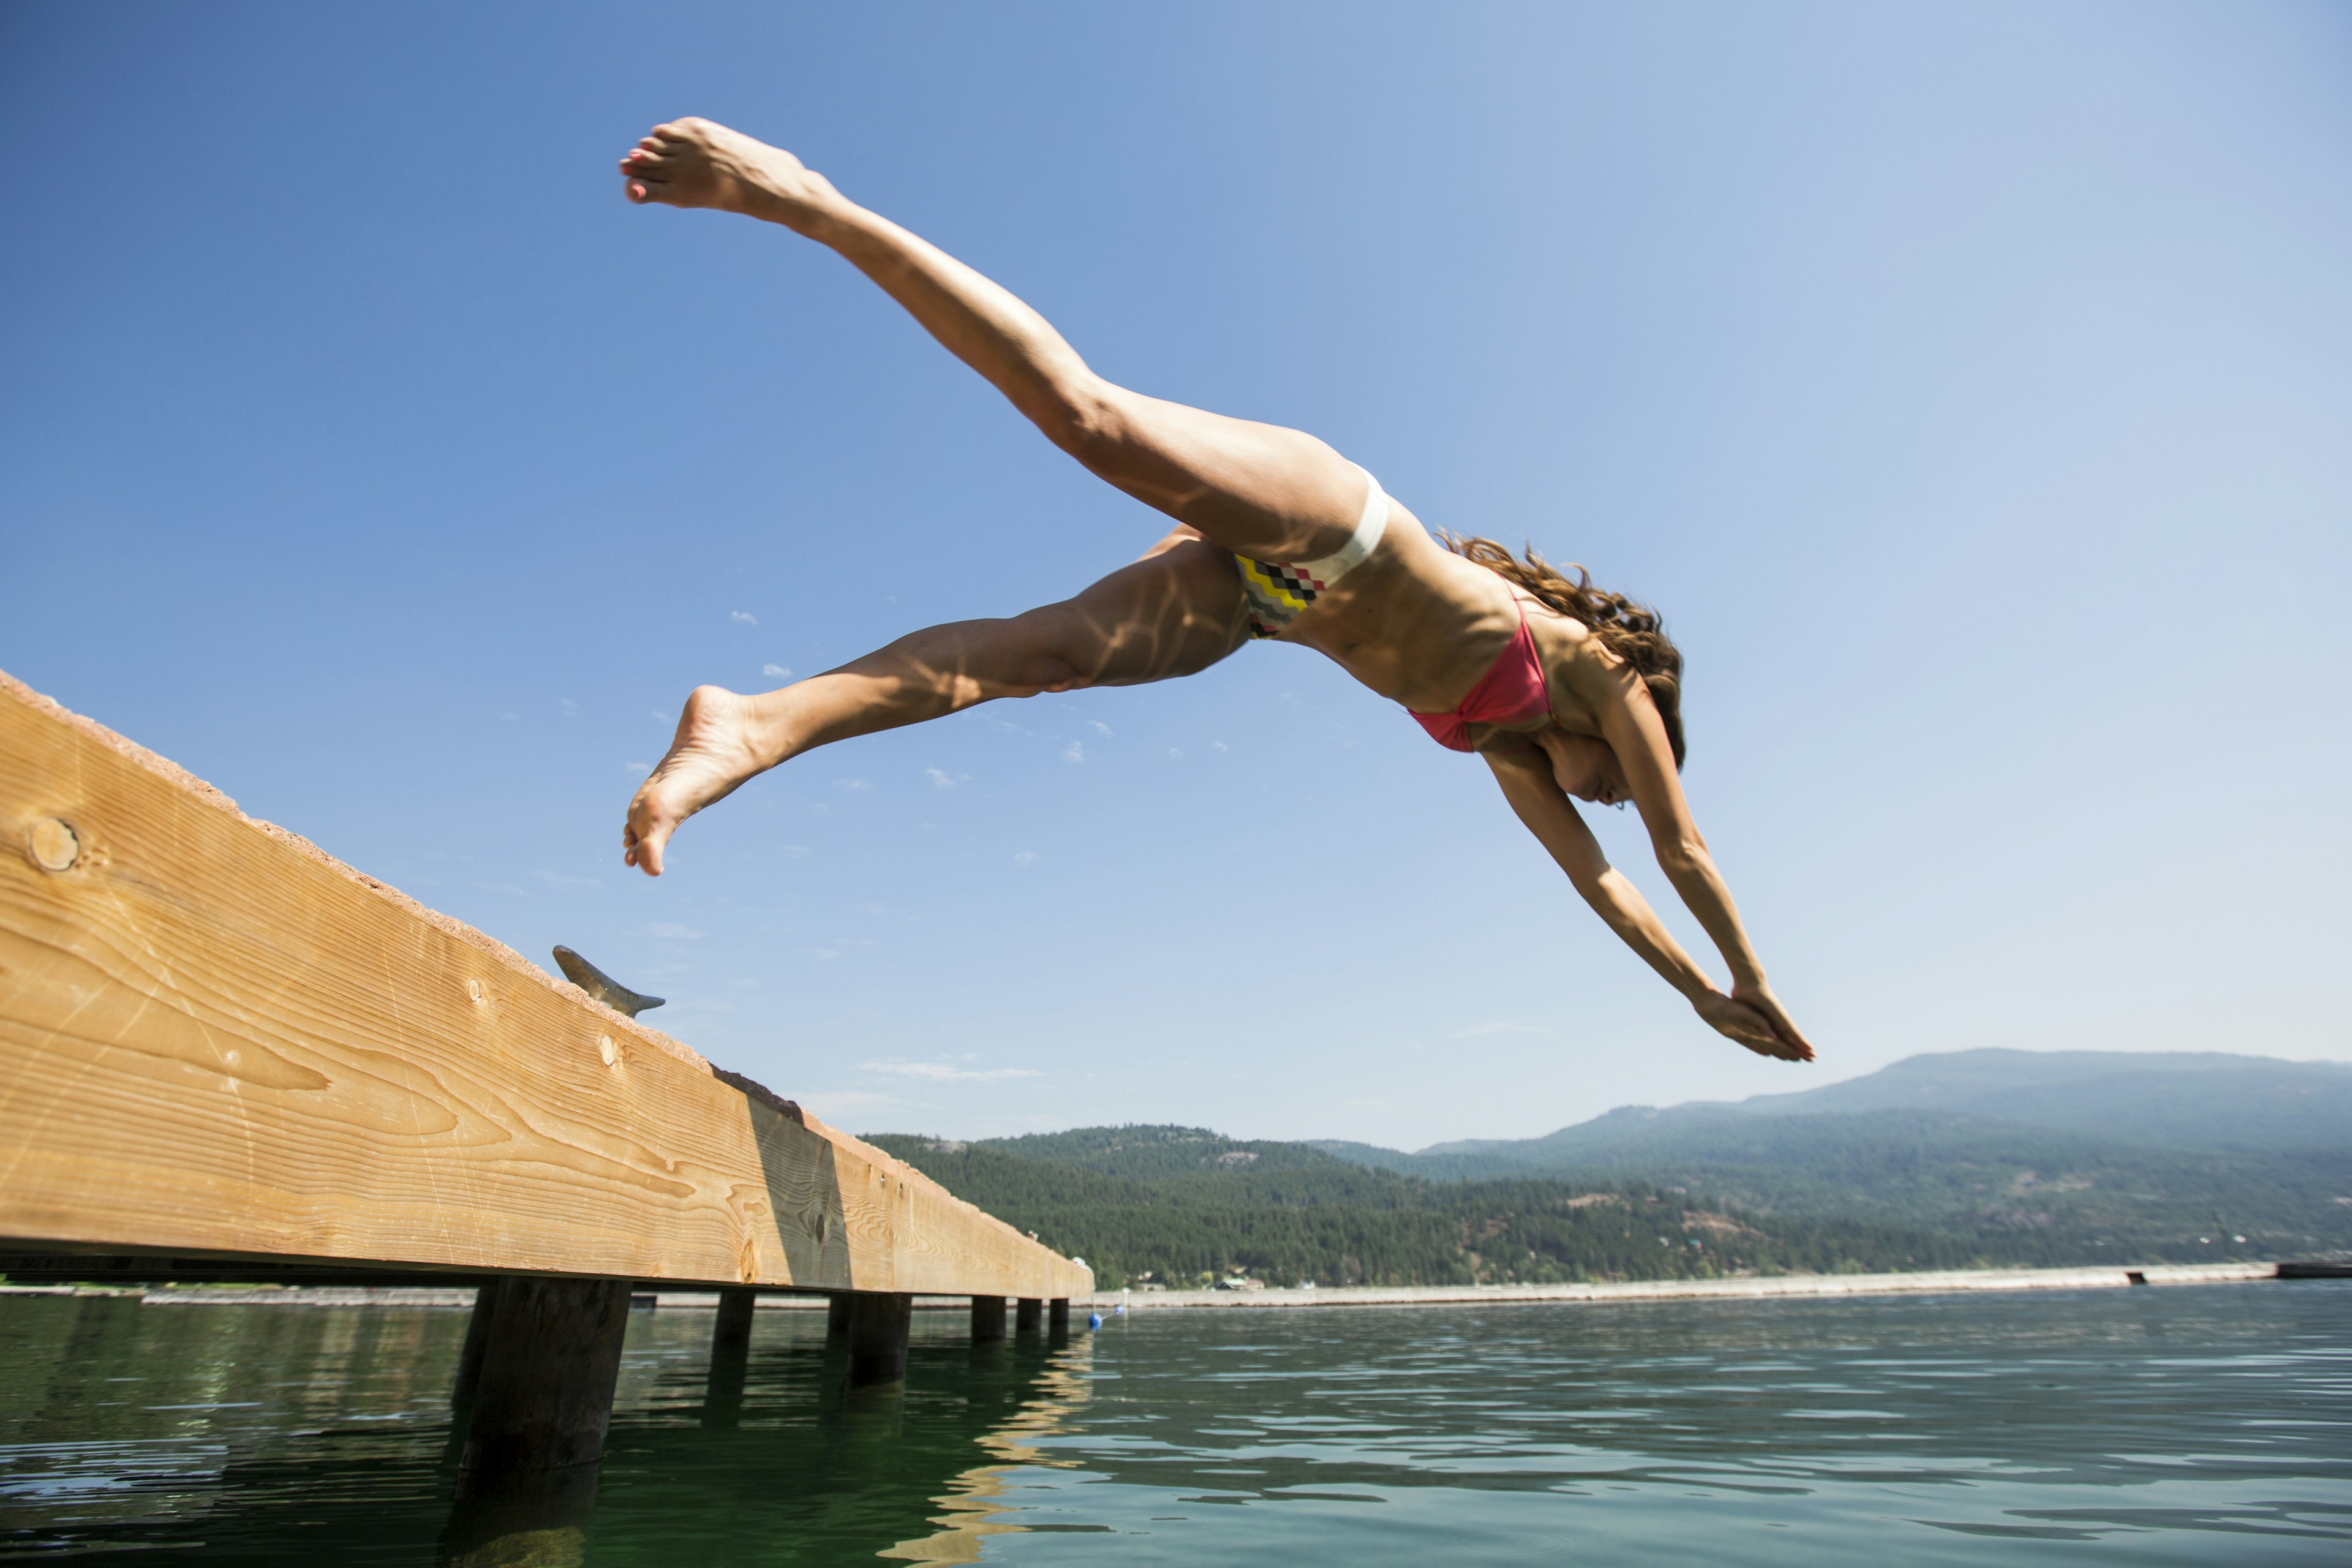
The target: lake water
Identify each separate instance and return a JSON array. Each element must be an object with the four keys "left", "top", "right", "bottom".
[{"left": 2, "top": 1282, "right": 2345, "bottom": 1564}]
